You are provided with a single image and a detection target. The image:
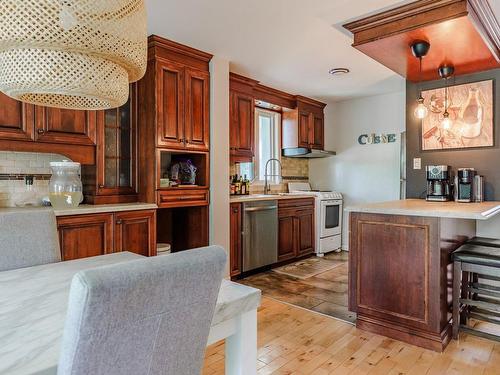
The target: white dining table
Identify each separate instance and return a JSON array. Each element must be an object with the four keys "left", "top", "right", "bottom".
[{"left": 0, "top": 252, "right": 261, "bottom": 375}]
